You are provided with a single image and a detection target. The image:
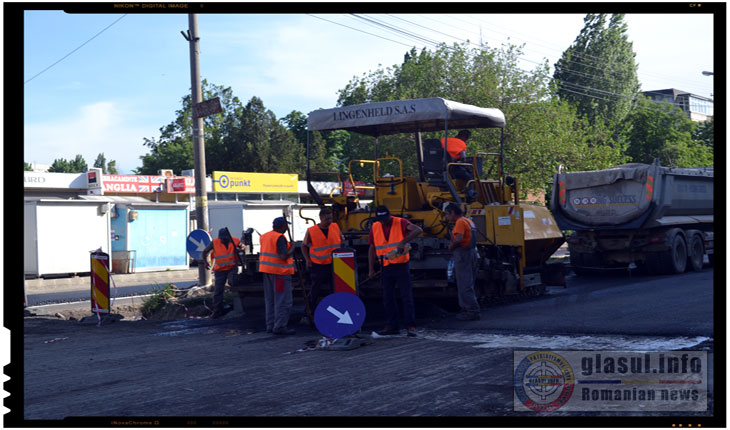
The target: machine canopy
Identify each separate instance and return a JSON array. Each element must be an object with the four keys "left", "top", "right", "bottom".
[{"left": 307, "top": 97, "right": 505, "bottom": 137}]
